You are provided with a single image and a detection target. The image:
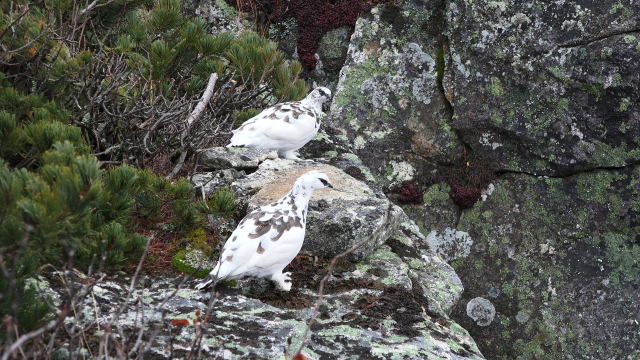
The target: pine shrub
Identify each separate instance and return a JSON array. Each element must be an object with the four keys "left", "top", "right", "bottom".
[{"left": 0, "top": 0, "right": 297, "bottom": 342}]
